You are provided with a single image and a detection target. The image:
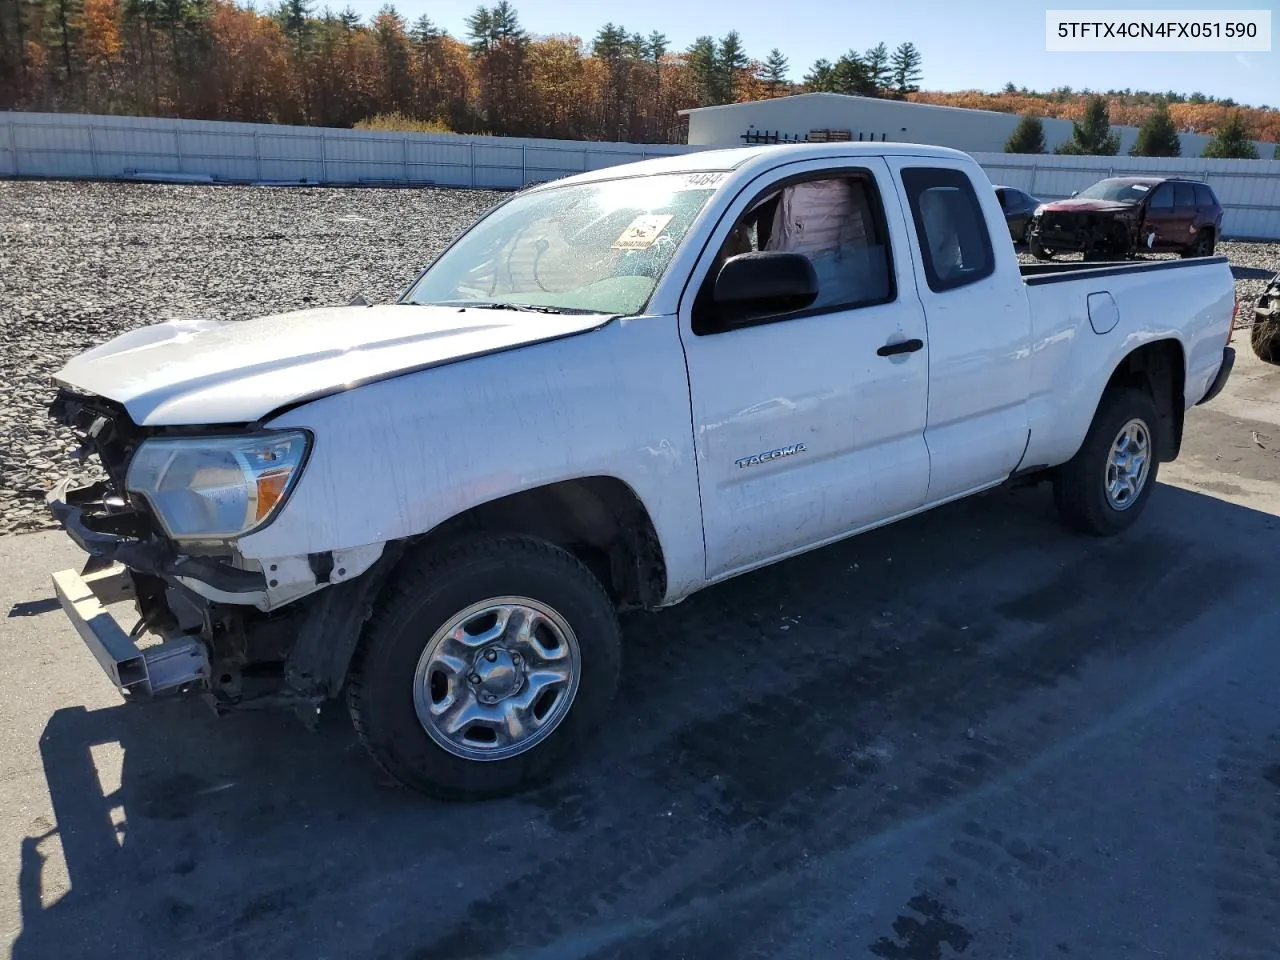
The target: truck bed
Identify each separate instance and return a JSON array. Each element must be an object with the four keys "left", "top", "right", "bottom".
[{"left": 1019, "top": 255, "right": 1231, "bottom": 285}]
